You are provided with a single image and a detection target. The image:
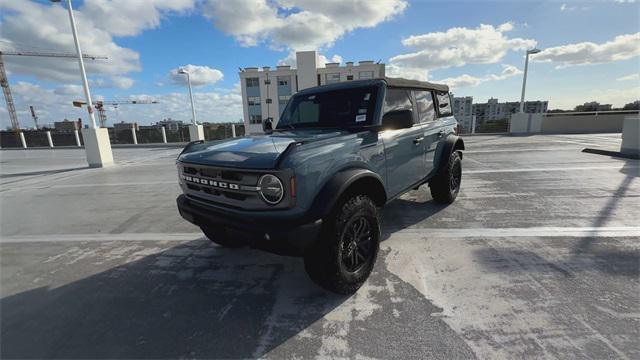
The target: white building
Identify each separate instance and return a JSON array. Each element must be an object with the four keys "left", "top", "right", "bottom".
[
  {"left": 452, "top": 96, "right": 474, "bottom": 133},
  {"left": 239, "top": 51, "right": 385, "bottom": 134}
]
